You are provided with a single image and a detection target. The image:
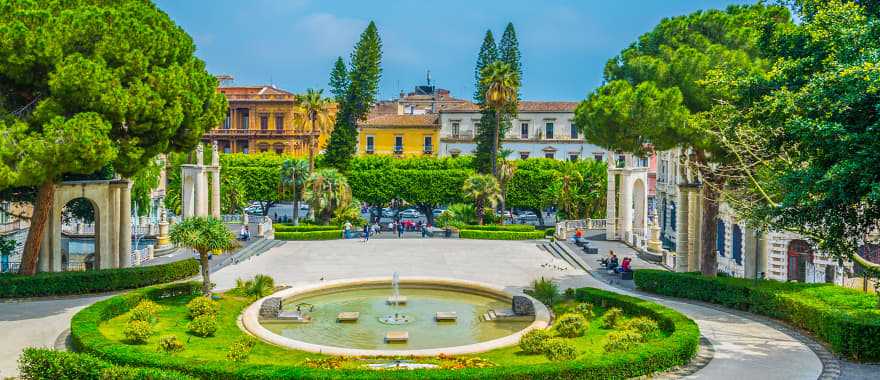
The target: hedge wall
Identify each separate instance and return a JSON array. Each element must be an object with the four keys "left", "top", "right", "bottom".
[
  {"left": 634, "top": 269, "right": 880, "bottom": 361},
  {"left": 275, "top": 230, "right": 342, "bottom": 240},
  {"left": 70, "top": 283, "right": 699, "bottom": 379},
  {"left": 19, "top": 348, "right": 195, "bottom": 380},
  {"left": 274, "top": 224, "right": 342, "bottom": 232},
  {"left": 0, "top": 259, "right": 200, "bottom": 298},
  {"left": 459, "top": 230, "right": 546, "bottom": 240},
  {"left": 458, "top": 224, "right": 536, "bottom": 232}
]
